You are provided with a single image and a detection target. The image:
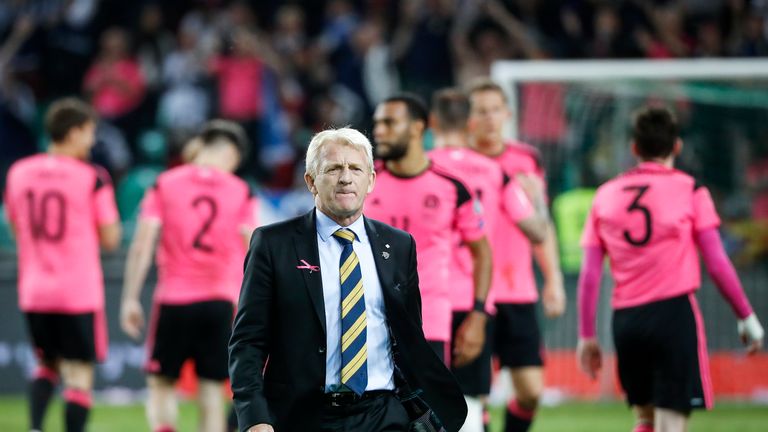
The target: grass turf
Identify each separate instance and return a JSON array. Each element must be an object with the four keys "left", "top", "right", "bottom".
[{"left": 0, "top": 396, "right": 765, "bottom": 431}]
